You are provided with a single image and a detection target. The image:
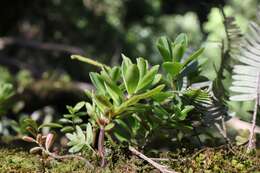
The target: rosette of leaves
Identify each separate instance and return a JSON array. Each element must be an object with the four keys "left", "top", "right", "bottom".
[
  {"left": 21, "top": 118, "right": 61, "bottom": 137},
  {"left": 157, "top": 34, "right": 204, "bottom": 90},
  {"left": 22, "top": 118, "right": 57, "bottom": 158},
  {"left": 86, "top": 55, "right": 165, "bottom": 126},
  {"left": 72, "top": 54, "right": 165, "bottom": 165},
  {"left": 156, "top": 35, "right": 212, "bottom": 125},
  {"left": 65, "top": 123, "right": 94, "bottom": 153},
  {"left": 70, "top": 34, "right": 209, "bottom": 163},
  {"left": 22, "top": 118, "right": 93, "bottom": 169}
]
